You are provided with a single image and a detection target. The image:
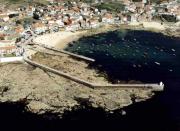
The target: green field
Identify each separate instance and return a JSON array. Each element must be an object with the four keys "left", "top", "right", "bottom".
[
  {"left": 95, "top": 2, "right": 125, "bottom": 12},
  {"left": 0, "top": 0, "right": 48, "bottom": 8}
]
